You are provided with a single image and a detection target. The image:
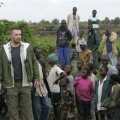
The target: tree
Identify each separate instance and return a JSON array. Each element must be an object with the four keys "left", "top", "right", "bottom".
[
  {"left": 52, "top": 18, "right": 59, "bottom": 24},
  {"left": 104, "top": 17, "right": 110, "bottom": 24},
  {"left": 114, "top": 17, "right": 120, "bottom": 25}
]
